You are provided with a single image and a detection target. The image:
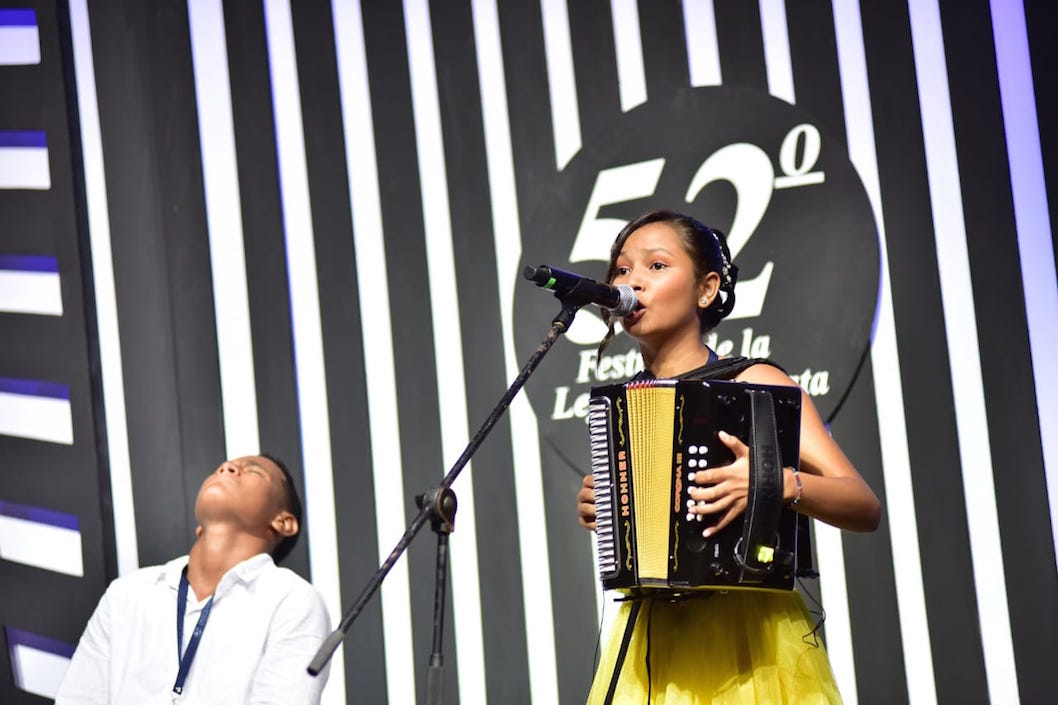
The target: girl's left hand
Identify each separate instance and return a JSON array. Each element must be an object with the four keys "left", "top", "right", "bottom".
[{"left": 687, "top": 430, "right": 750, "bottom": 537}]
